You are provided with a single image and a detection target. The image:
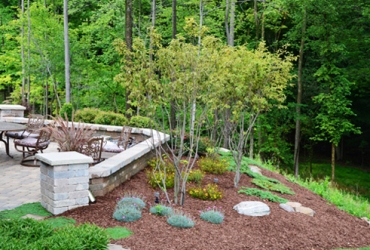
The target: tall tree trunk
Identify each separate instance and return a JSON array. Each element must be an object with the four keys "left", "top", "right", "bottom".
[
  {"left": 261, "top": 0, "right": 265, "bottom": 41},
  {"left": 125, "top": 0, "right": 133, "bottom": 116},
  {"left": 64, "top": 0, "right": 70, "bottom": 103},
  {"left": 249, "top": 116, "right": 254, "bottom": 159},
  {"left": 294, "top": 8, "right": 306, "bottom": 179},
  {"left": 253, "top": 0, "right": 259, "bottom": 41},
  {"left": 21, "top": 0, "right": 26, "bottom": 105},
  {"left": 27, "top": 0, "right": 31, "bottom": 105}
]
